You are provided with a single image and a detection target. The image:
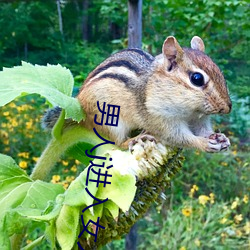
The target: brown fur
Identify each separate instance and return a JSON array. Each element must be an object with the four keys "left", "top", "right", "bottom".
[{"left": 77, "top": 36, "right": 231, "bottom": 152}]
